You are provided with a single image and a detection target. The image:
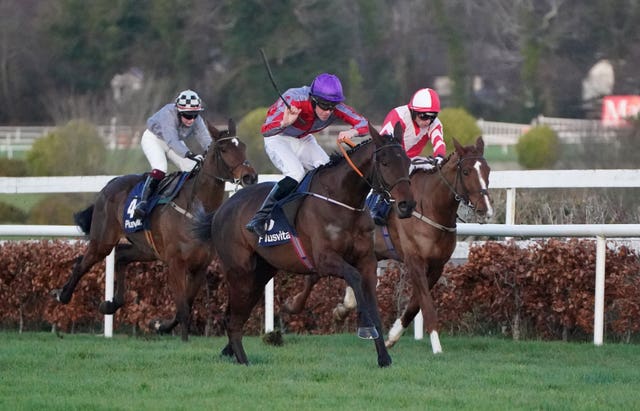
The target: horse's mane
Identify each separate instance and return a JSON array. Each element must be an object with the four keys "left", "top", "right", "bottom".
[{"left": 318, "top": 139, "right": 373, "bottom": 171}]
